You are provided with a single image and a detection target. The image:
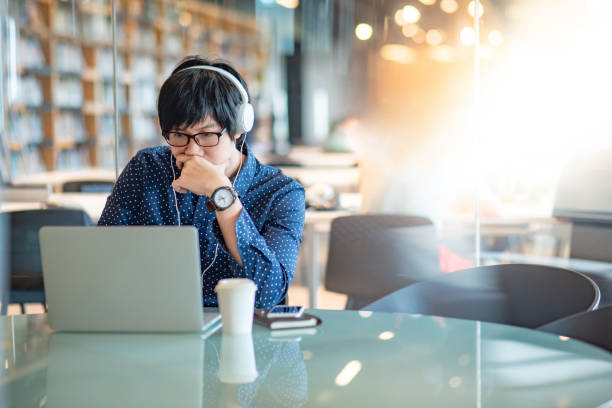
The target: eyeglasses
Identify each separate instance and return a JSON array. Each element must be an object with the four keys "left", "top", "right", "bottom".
[{"left": 163, "top": 128, "right": 227, "bottom": 147}]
